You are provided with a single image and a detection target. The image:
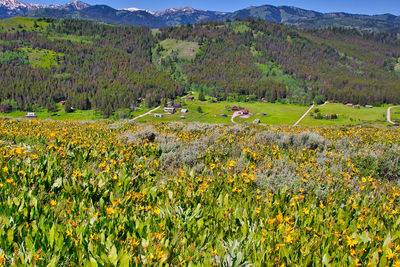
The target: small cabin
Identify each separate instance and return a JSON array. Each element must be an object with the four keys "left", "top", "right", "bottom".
[
  {"left": 240, "top": 109, "right": 249, "bottom": 115},
  {"left": 180, "top": 116, "right": 185, "bottom": 119},
  {"left": 353, "top": 105, "right": 360, "bottom": 109},
  {"left": 231, "top": 106, "right": 239, "bottom": 111},
  {"left": 253, "top": 119, "right": 260, "bottom": 124},
  {"left": 260, "top": 112, "right": 267, "bottom": 116},
  {"left": 172, "top": 103, "right": 182, "bottom": 108},
  {"left": 181, "top": 109, "right": 189, "bottom": 113},
  {"left": 25, "top": 112, "right": 37, "bottom": 118},
  {"left": 187, "top": 96, "right": 195, "bottom": 101},
  {"left": 365, "top": 105, "right": 373, "bottom": 108},
  {"left": 346, "top": 103, "right": 353, "bottom": 107},
  {"left": 164, "top": 107, "right": 176, "bottom": 114},
  {"left": 154, "top": 114, "right": 164, "bottom": 118},
  {"left": 220, "top": 114, "right": 228, "bottom": 117},
  {"left": 60, "top": 100, "right": 66, "bottom": 106},
  {"left": 260, "top": 98, "right": 268, "bottom": 102}
]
